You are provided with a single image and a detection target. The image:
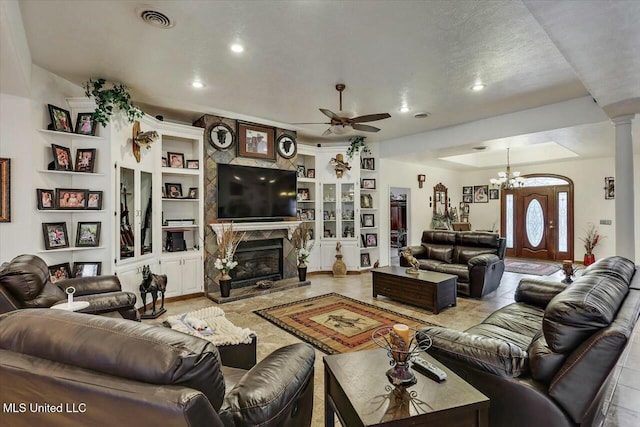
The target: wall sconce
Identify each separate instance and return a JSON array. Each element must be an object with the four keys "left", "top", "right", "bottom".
[{"left": 417, "top": 174, "right": 426, "bottom": 188}]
